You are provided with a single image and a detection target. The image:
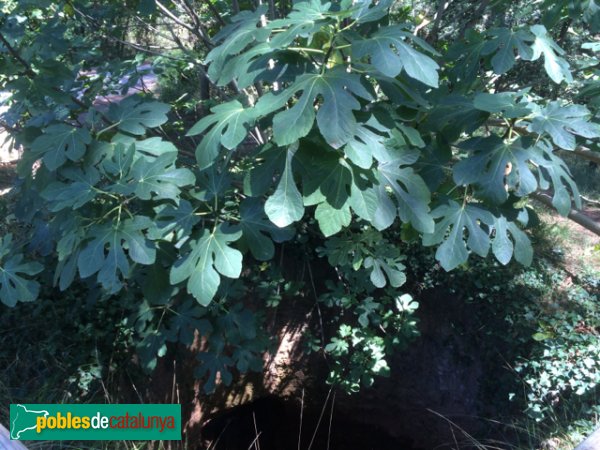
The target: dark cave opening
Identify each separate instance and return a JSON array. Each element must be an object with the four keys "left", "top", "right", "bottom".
[{"left": 200, "top": 396, "right": 424, "bottom": 450}]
